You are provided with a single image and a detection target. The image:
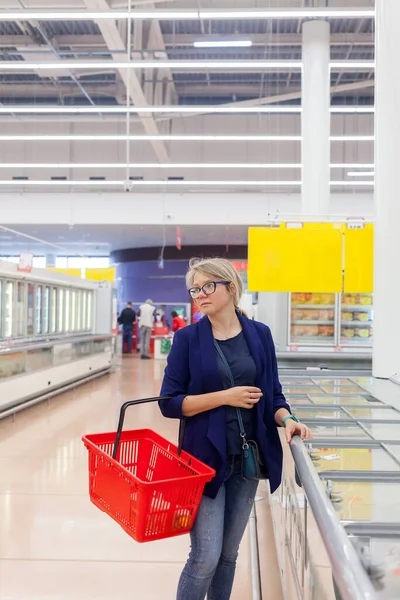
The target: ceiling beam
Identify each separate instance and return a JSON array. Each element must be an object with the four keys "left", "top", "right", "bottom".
[
  {"left": 0, "top": 32, "right": 375, "bottom": 49},
  {"left": 83, "top": 0, "right": 169, "bottom": 162},
  {"left": 163, "top": 33, "right": 375, "bottom": 47}
]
